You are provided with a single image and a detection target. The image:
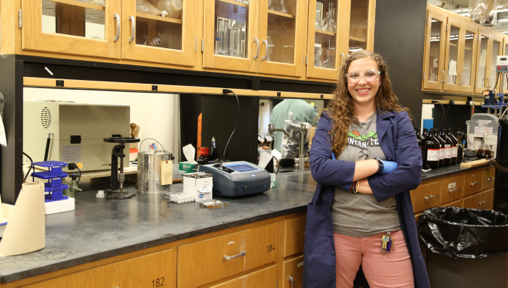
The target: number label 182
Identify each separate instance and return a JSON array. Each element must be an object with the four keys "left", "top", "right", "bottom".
[{"left": 152, "top": 277, "right": 165, "bottom": 287}]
